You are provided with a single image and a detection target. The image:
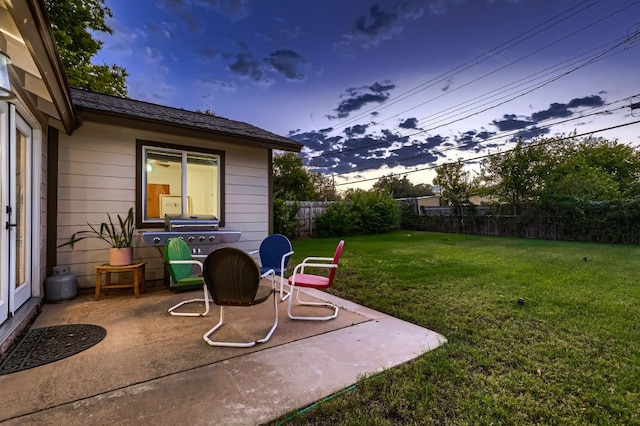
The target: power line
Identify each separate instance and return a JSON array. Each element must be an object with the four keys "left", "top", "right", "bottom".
[
  {"left": 326, "top": 102, "right": 622, "bottom": 179},
  {"left": 306, "top": 30, "right": 637, "bottom": 162},
  {"left": 310, "top": 94, "right": 630, "bottom": 173},
  {"left": 334, "top": 118, "right": 640, "bottom": 187},
  {"left": 401, "top": 34, "right": 636, "bottom": 140},
  {"left": 330, "top": 95, "right": 633, "bottom": 177},
  {"left": 329, "top": 0, "right": 608, "bottom": 132},
  {"left": 401, "top": 37, "right": 632, "bottom": 133},
  {"left": 303, "top": 20, "right": 639, "bottom": 162},
  {"left": 376, "top": 1, "right": 640, "bottom": 131},
  {"left": 423, "top": 98, "right": 631, "bottom": 157}
]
